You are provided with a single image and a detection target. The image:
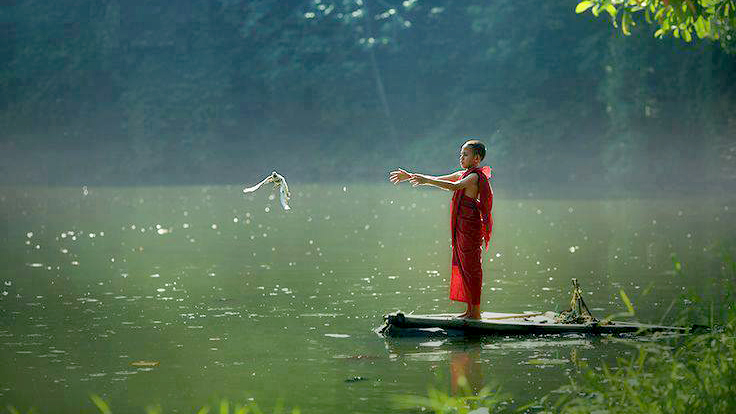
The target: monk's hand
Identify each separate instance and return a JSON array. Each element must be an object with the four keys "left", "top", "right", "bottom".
[
  {"left": 389, "top": 168, "right": 410, "bottom": 185},
  {"left": 409, "top": 174, "right": 426, "bottom": 187}
]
